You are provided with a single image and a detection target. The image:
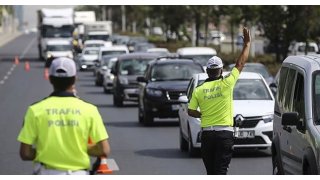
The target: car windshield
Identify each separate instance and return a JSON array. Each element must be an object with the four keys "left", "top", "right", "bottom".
[
  {"left": 314, "top": 73, "right": 320, "bottom": 124},
  {"left": 84, "top": 50, "right": 99, "bottom": 55},
  {"left": 102, "top": 51, "right": 126, "bottom": 56},
  {"left": 47, "top": 44, "right": 72, "bottom": 51},
  {"left": 197, "top": 79, "right": 272, "bottom": 100},
  {"left": 86, "top": 44, "right": 104, "bottom": 48},
  {"left": 180, "top": 55, "right": 213, "bottom": 66},
  {"left": 151, "top": 63, "right": 204, "bottom": 81},
  {"left": 88, "top": 35, "right": 109, "bottom": 41},
  {"left": 298, "top": 45, "right": 316, "bottom": 52},
  {"left": 119, "top": 58, "right": 153, "bottom": 75},
  {"left": 42, "top": 26, "right": 73, "bottom": 38},
  {"left": 101, "top": 56, "right": 117, "bottom": 66}
]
